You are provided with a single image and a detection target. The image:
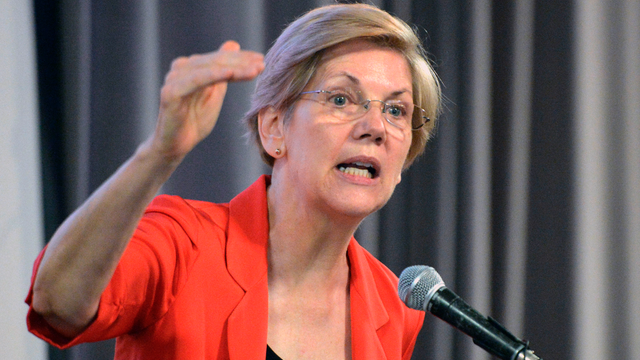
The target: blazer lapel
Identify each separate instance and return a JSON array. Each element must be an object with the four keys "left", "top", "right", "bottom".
[
  {"left": 227, "top": 275, "right": 269, "bottom": 359},
  {"left": 348, "top": 238, "right": 390, "bottom": 359},
  {"left": 225, "top": 176, "right": 271, "bottom": 360}
]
